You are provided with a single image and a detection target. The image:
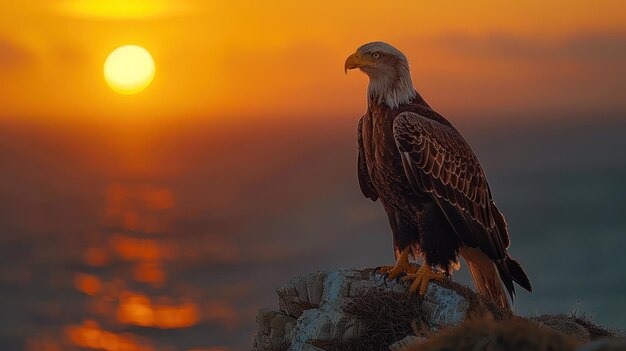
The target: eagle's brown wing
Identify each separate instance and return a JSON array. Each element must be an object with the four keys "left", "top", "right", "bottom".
[
  {"left": 357, "top": 115, "right": 378, "bottom": 201},
  {"left": 393, "top": 112, "right": 506, "bottom": 255},
  {"left": 393, "top": 111, "right": 531, "bottom": 297}
]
